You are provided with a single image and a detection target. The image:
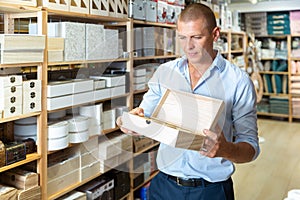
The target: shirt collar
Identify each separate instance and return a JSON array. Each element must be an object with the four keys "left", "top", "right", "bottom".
[{"left": 177, "top": 50, "right": 226, "bottom": 73}]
